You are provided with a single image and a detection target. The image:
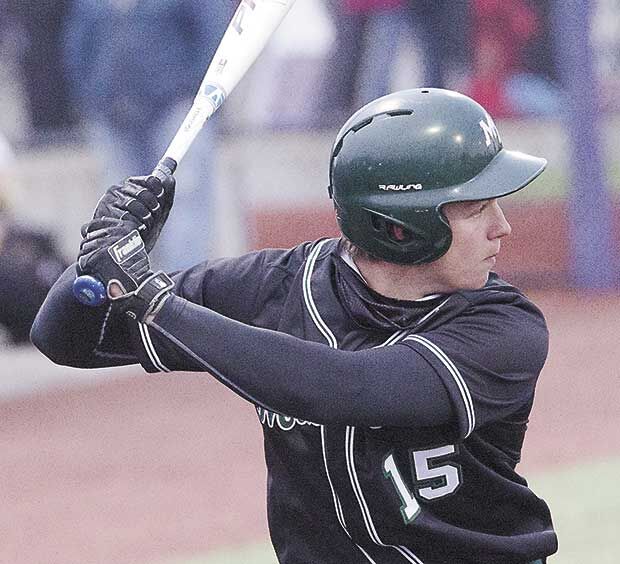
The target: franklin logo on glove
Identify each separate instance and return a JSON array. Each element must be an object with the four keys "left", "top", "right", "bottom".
[{"left": 109, "top": 231, "right": 144, "bottom": 264}]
